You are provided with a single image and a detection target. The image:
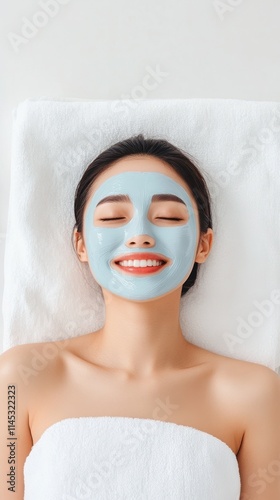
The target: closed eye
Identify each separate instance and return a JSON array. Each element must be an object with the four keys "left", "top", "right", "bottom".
[
  {"left": 156, "top": 217, "right": 183, "bottom": 221},
  {"left": 99, "top": 217, "right": 183, "bottom": 221},
  {"left": 99, "top": 217, "right": 126, "bottom": 221}
]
